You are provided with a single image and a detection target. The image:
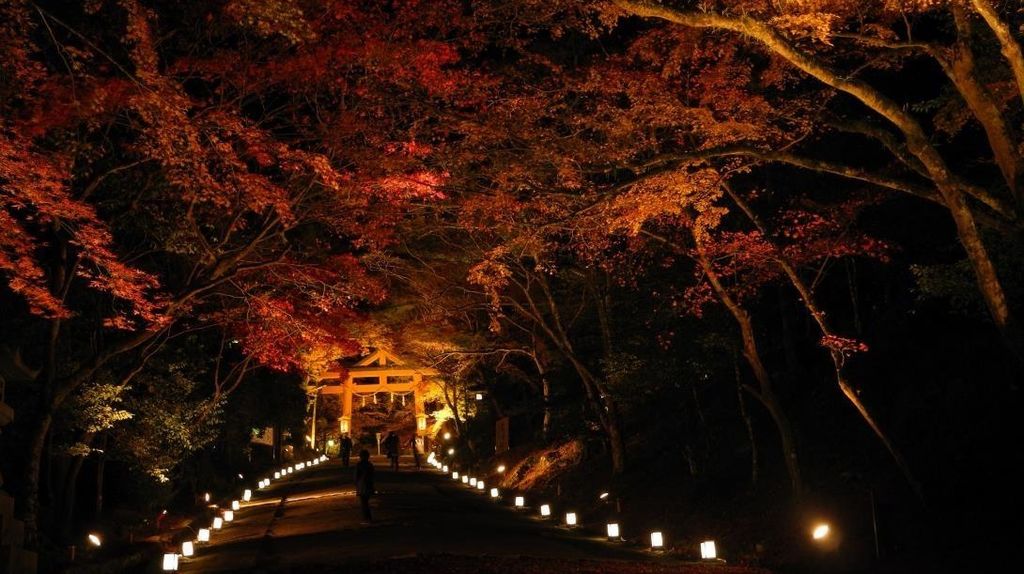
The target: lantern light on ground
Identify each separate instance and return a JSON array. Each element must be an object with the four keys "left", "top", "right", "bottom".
[
  {"left": 475, "top": 393, "right": 483, "bottom": 400},
  {"left": 274, "top": 471, "right": 281, "bottom": 479},
  {"left": 477, "top": 481, "right": 485, "bottom": 491},
  {"left": 607, "top": 523, "right": 620, "bottom": 539},
  {"left": 540, "top": 504, "right": 551, "bottom": 517},
  {"left": 565, "top": 512, "right": 577, "bottom": 526},
  {"left": 198, "top": 528, "right": 210, "bottom": 542},
  {"left": 700, "top": 540, "right": 717, "bottom": 560},
  {"left": 443, "top": 465, "right": 449, "bottom": 472},
  {"left": 515, "top": 496, "right": 525, "bottom": 508},
  {"left": 497, "top": 464, "right": 506, "bottom": 473},
  {"left": 181, "top": 541, "right": 194, "bottom": 557},
  {"left": 650, "top": 531, "right": 664, "bottom": 549},
  {"left": 470, "top": 478, "right": 477, "bottom": 487},
  {"left": 162, "top": 553, "right": 179, "bottom": 571},
  {"left": 490, "top": 488, "right": 500, "bottom": 499},
  {"left": 452, "top": 471, "right": 459, "bottom": 480},
  {"left": 243, "top": 489, "right": 252, "bottom": 501},
  {"left": 88, "top": 533, "right": 101, "bottom": 547},
  {"left": 812, "top": 523, "right": 831, "bottom": 541},
  {"left": 212, "top": 517, "right": 223, "bottom": 530},
  {"left": 321, "top": 455, "right": 327, "bottom": 461},
  {"left": 223, "top": 510, "right": 234, "bottom": 522},
  {"left": 461, "top": 475, "right": 469, "bottom": 484},
  {"left": 287, "top": 466, "right": 294, "bottom": 473},
  {"left": 231, "top": 500, "right": 240, "bottom": 511}
]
